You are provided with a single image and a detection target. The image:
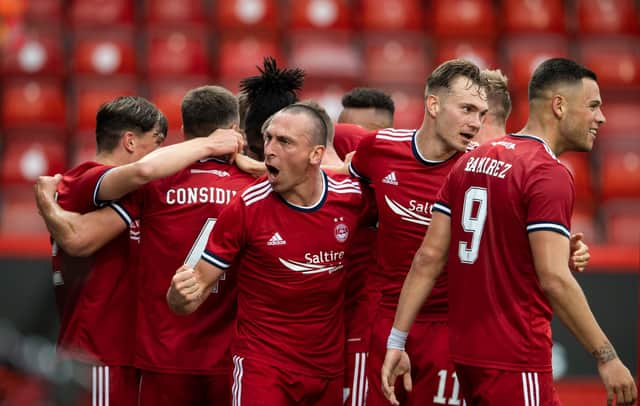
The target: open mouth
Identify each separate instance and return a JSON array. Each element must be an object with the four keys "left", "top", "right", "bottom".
[
  {"left": 266, "top": 164, "right": 280, "bottom": 176},
  {"left": 460, "top": 132, "right": 475, "bottom": 141}
]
